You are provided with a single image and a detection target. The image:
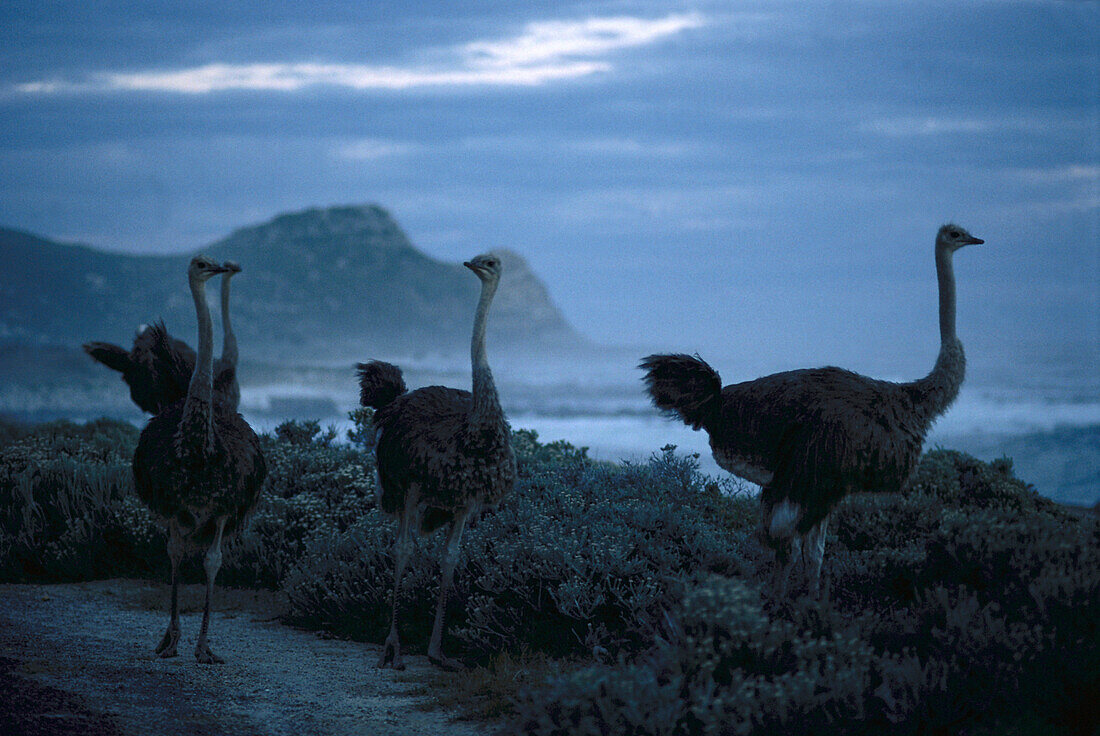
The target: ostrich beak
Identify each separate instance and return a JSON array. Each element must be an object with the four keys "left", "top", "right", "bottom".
[
  {"left": 463, "top": 261, "right": 480, "bottom": 273},
  {"left": 965, "top": 235, "right": 984, "bottom": 245},
  {"left": 224, "top": 261, "right": 242, "bottom": 274}
]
